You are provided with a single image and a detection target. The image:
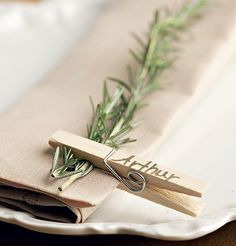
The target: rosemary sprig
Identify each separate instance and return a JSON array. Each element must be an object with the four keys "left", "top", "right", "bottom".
[{"left": 51, "top": 0, "right": 207, "bottom": 190}]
